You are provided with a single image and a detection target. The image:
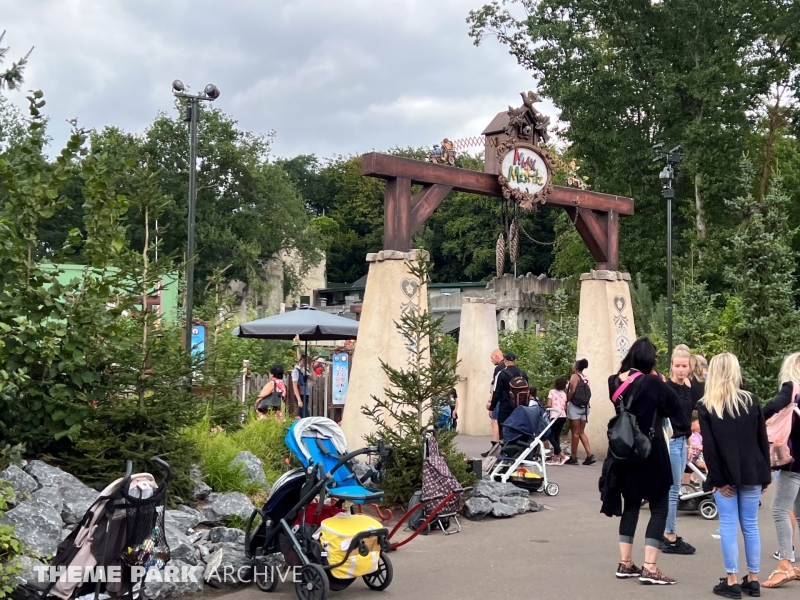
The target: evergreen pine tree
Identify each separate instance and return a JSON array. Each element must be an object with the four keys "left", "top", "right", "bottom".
[{"left": 725, "top": 170, "right": 800, "bottom": 398}]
